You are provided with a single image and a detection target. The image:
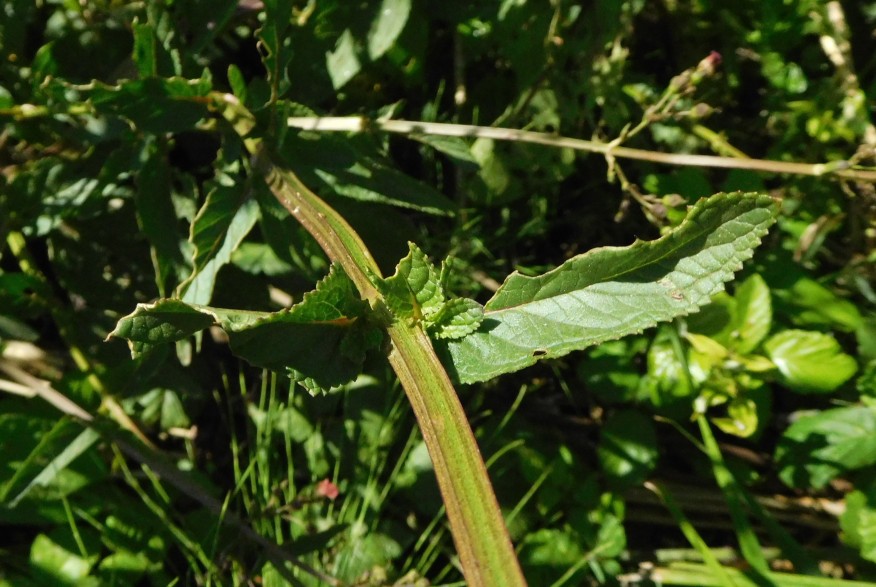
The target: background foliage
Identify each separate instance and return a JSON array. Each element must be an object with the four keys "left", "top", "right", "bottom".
[{"left": 2, "top": 0, "right": 876, "bottom": 585}]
